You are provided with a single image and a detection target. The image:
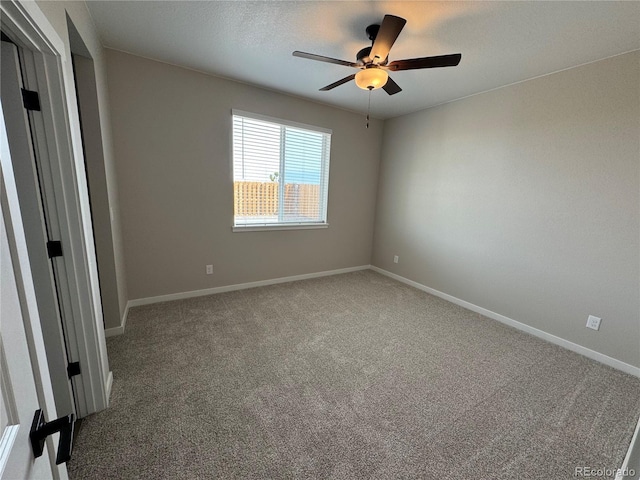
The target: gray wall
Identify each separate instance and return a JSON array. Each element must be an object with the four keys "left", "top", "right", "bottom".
[
  {"left": 36, "top": 1, "right": 128, "bottom": 329},
  {"left": 105, "top": 49, "right": 383, "bottom": 300},
  {"left": 372, "top": 51, "right": 640, "bottom": 368}
]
